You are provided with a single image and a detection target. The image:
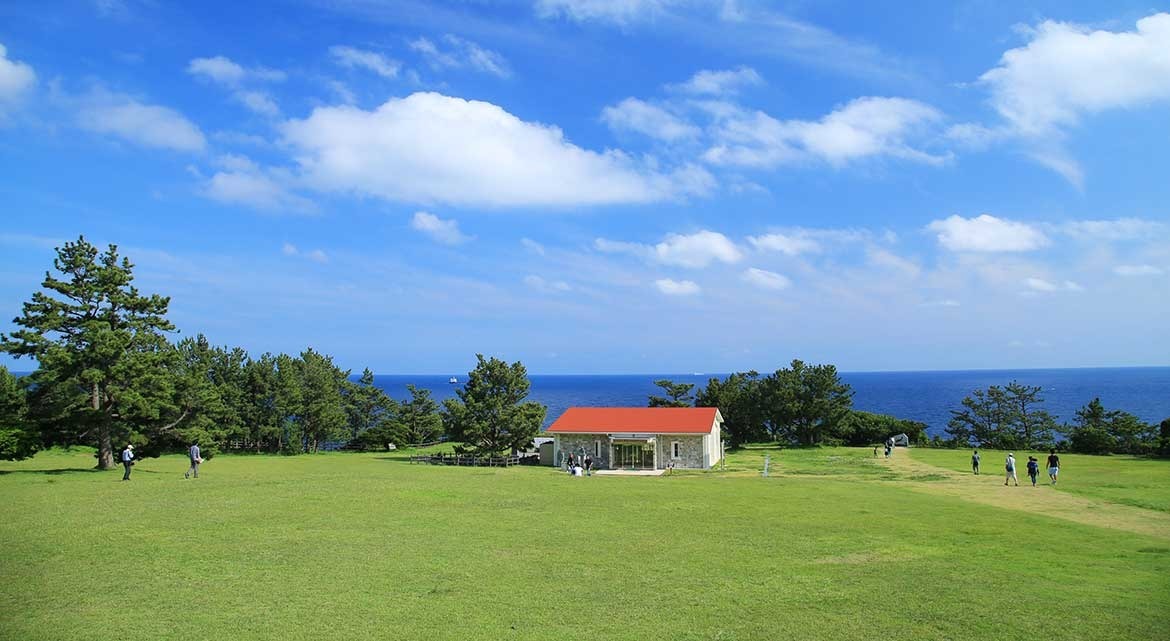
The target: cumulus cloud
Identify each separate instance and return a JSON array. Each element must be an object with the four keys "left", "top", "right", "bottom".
[
  {"left": 202, "top": 154, "right": 315, "bottom": 212},
  {"left": 411, "top": 211, "right": 472, "bottom": 245},
  {"left": 0, "top": 43, "right": 36, "bottom": 107},
  {"left": 742, "top": 267, "right": 791, "bottom": 290},
  {"left": 668, "top": 66, "right": 762, "bottom": 96},
  {"left": 329, "top": 45, "right": 401, "bottom": 79},
  {"left": 409, "top": 35, "right": 510, "bottom": 78},
  {"left": 1113, "top": 264, "right": 1163, "bottom": 277},
  {"left": 747, "top": 228, "right": 874, "bottom": 255},
  {"left": 77, "top": 89, "right": 206, "bottom": 152},
  {"left": 968, "top": 13, "right": 1170, "bottom": 185},
  {"left": 704, "top": 96, "right": 945, "bottom": 167},
  {"left": 927, "top": 214, "right": 1048, "bottom": 252},
  {"left": 280, "top": 92, "right": 709, "bottom": 207},
  {"left": 601, "top": 97, "right": 699, "bottom": 142},
  {"left": 595, "top": 230, "right": 742, "bottom": 268},
  {"left": 655, "top": 278, "right": 700, "bottom": 295},
  {"left": 980, "top": 14, "right": 1170, "bottom": 137},
  {"left": 747, "top": 232, "right": 822, "bottom": 256}
]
